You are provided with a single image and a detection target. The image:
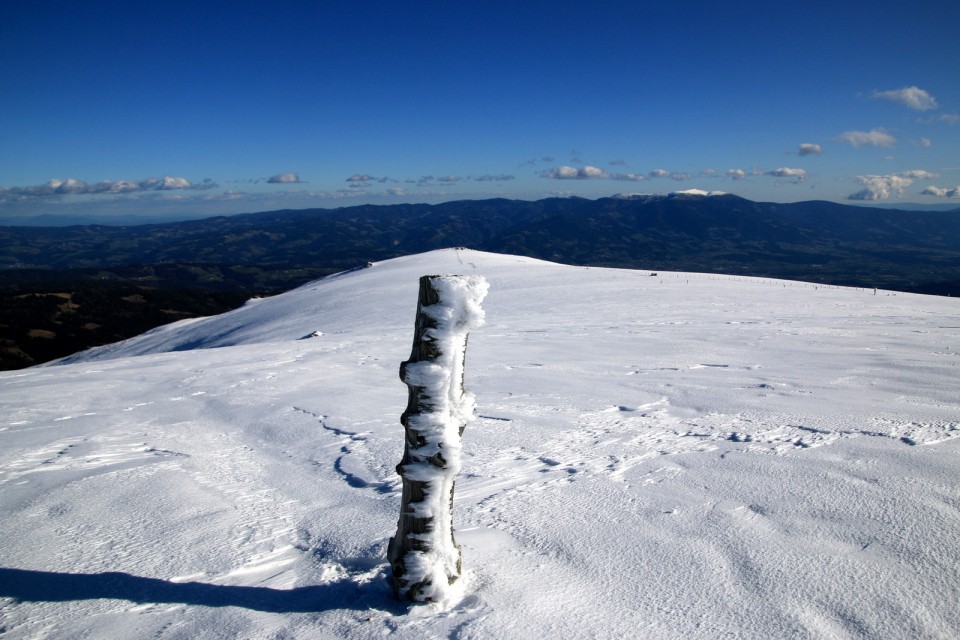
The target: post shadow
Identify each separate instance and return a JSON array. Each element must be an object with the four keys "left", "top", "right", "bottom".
[{"left": 0, "top": 567, "right": 407, "bottom": 615}]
